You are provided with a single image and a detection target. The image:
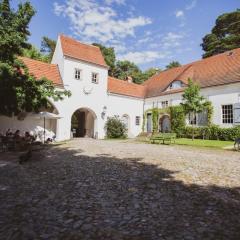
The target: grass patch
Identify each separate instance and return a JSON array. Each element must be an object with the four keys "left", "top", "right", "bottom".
[
  {"left": 136, "top": 137, "right": 234, "bottom": 149},
  {"left": 174, "top": 138, "right": 233, "bottom": 149}
]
